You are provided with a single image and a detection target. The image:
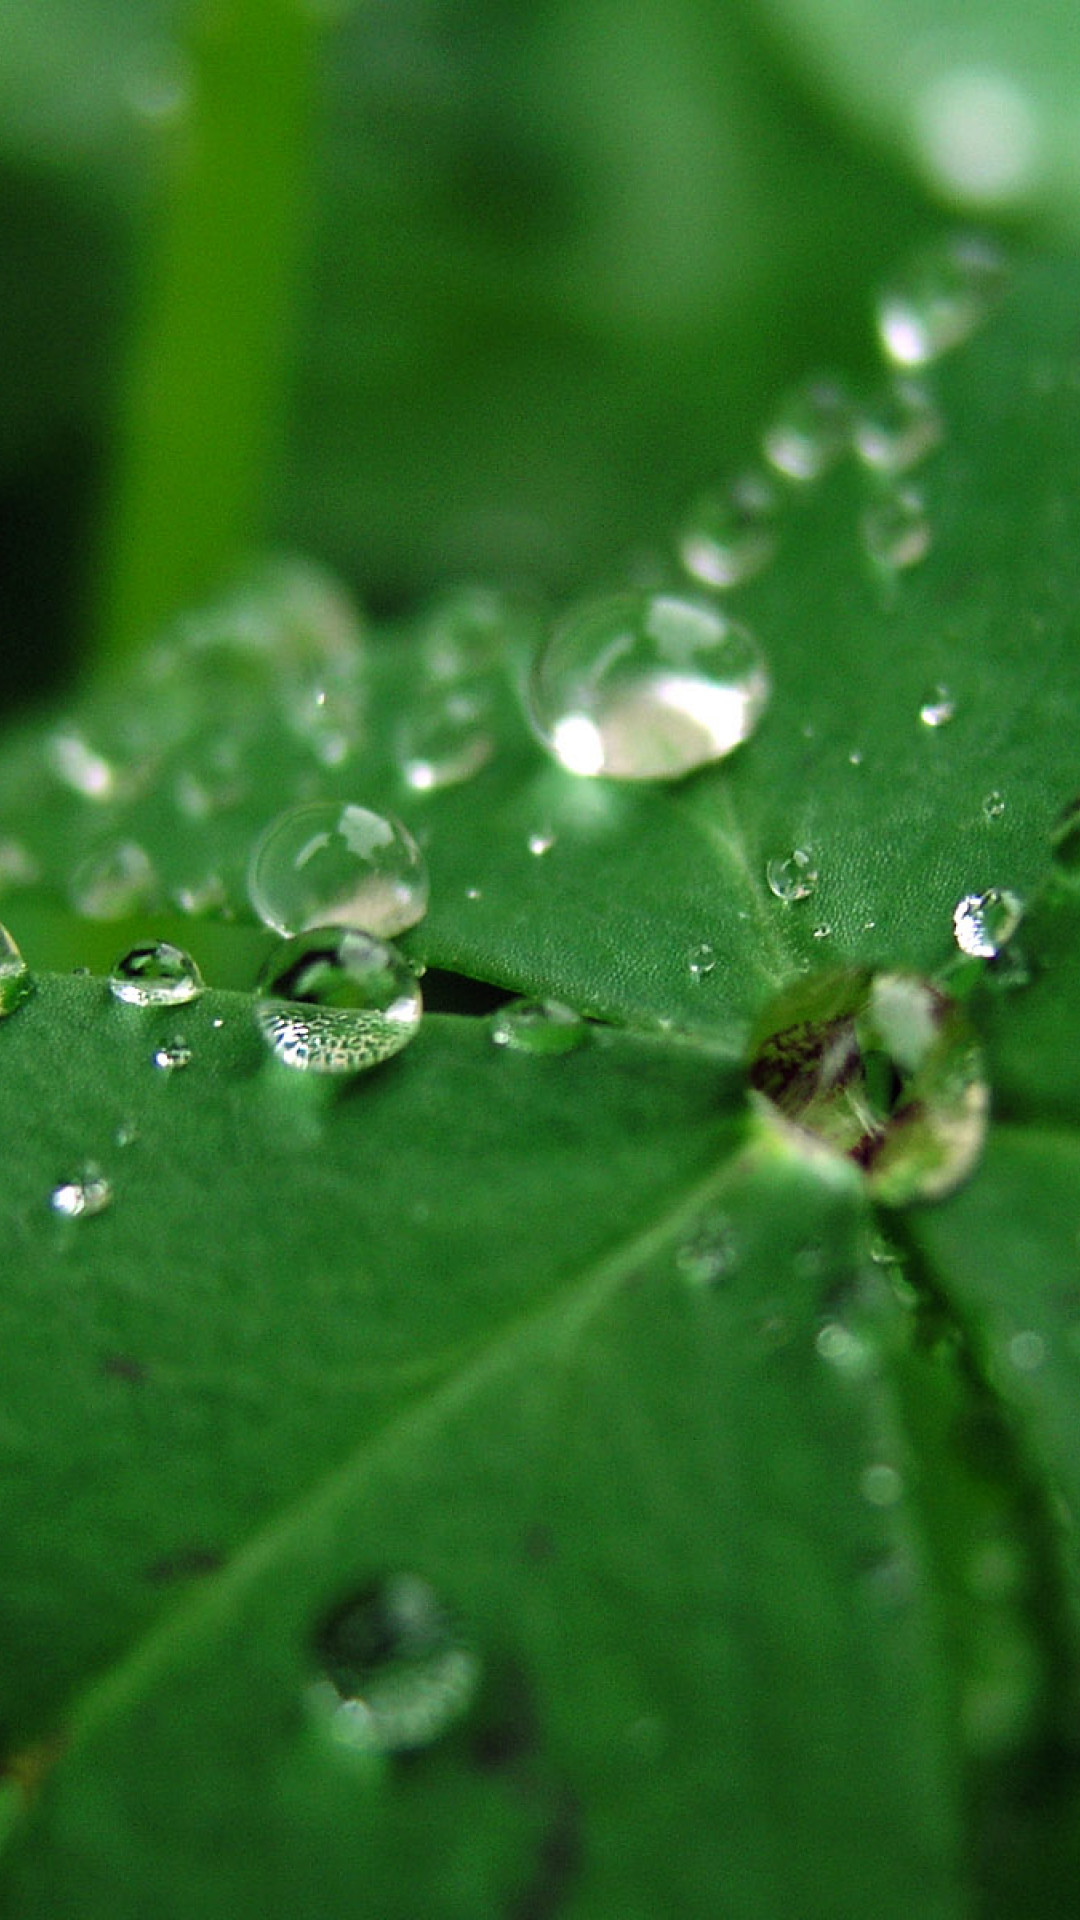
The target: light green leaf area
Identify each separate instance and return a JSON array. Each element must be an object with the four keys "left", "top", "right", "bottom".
[
  {"left": 753, "top": 0, "right": 1080, "bottom": 232},
  {"left": 4, "top": 255, "right": 1080, "bottom": 1914}
]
